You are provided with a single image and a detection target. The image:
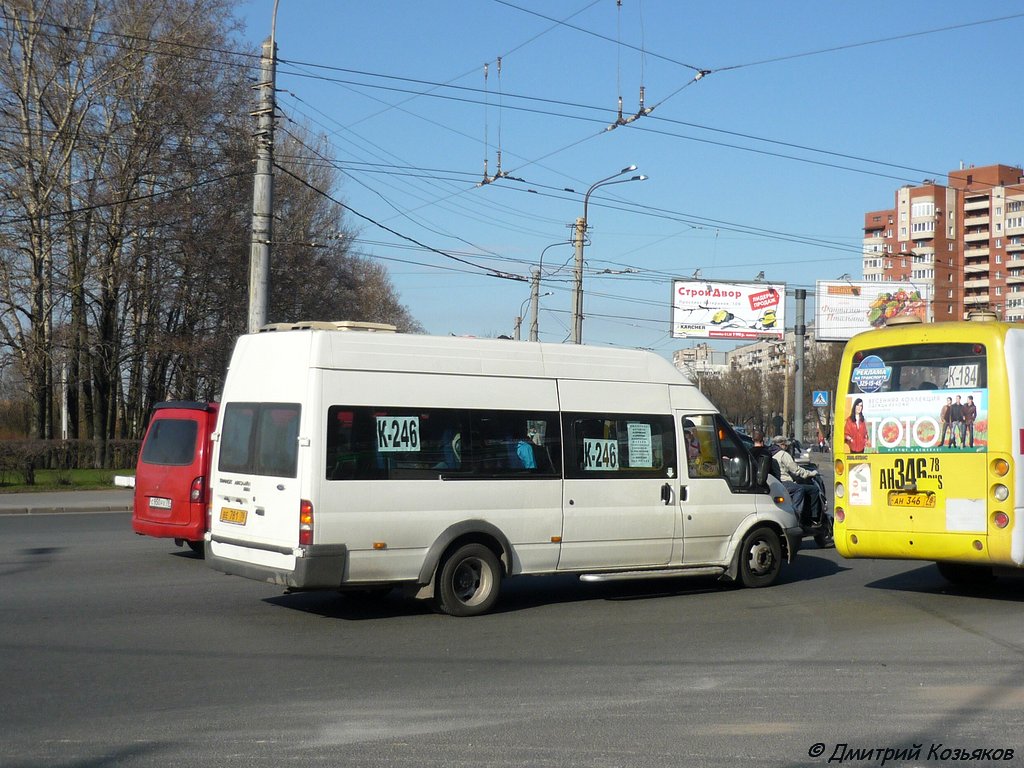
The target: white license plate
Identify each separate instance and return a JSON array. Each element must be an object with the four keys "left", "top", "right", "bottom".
[{"left": 149, "top": 497, "right": 172, "bottom": 510}]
